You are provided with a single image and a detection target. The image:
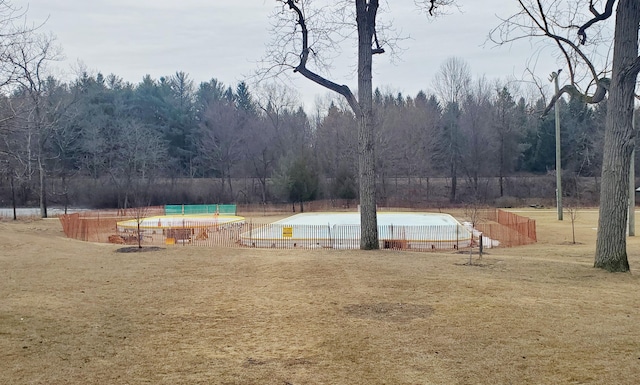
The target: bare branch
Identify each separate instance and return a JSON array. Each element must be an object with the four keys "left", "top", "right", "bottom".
[
  {"left": 284, "top": 0, "right": 360, "bottom": 115},
  {"left": 541, "top": 79, "right": 609, "bottom": 116},
  {"left": 414, "top": 0, "right": 456, "bottom": 17},
  {"left": 429, "top": 0, "right": 437, "bottom": 15},
  {"left": 578, "top": 0, "right": 616, "bottom": 44},
  {"left": 500, "top": 0, "right": 612, "bottom": 114},
  {"left": 588, "top": 0, "right": 601, "bottom": 17}
]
